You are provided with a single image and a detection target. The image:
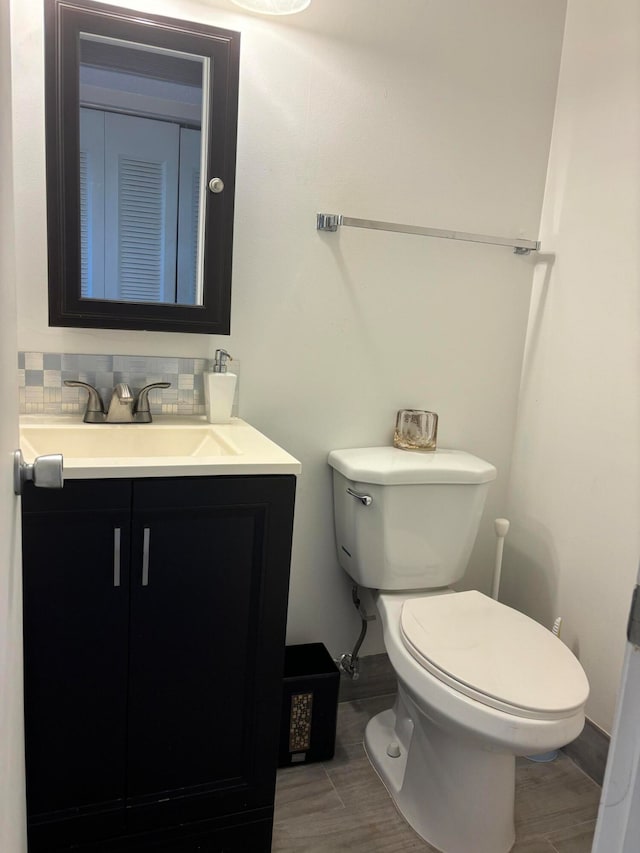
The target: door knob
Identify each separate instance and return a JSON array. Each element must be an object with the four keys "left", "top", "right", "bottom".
[{"left": 14, "top": 449, "right": 64, "bottom": 496}]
